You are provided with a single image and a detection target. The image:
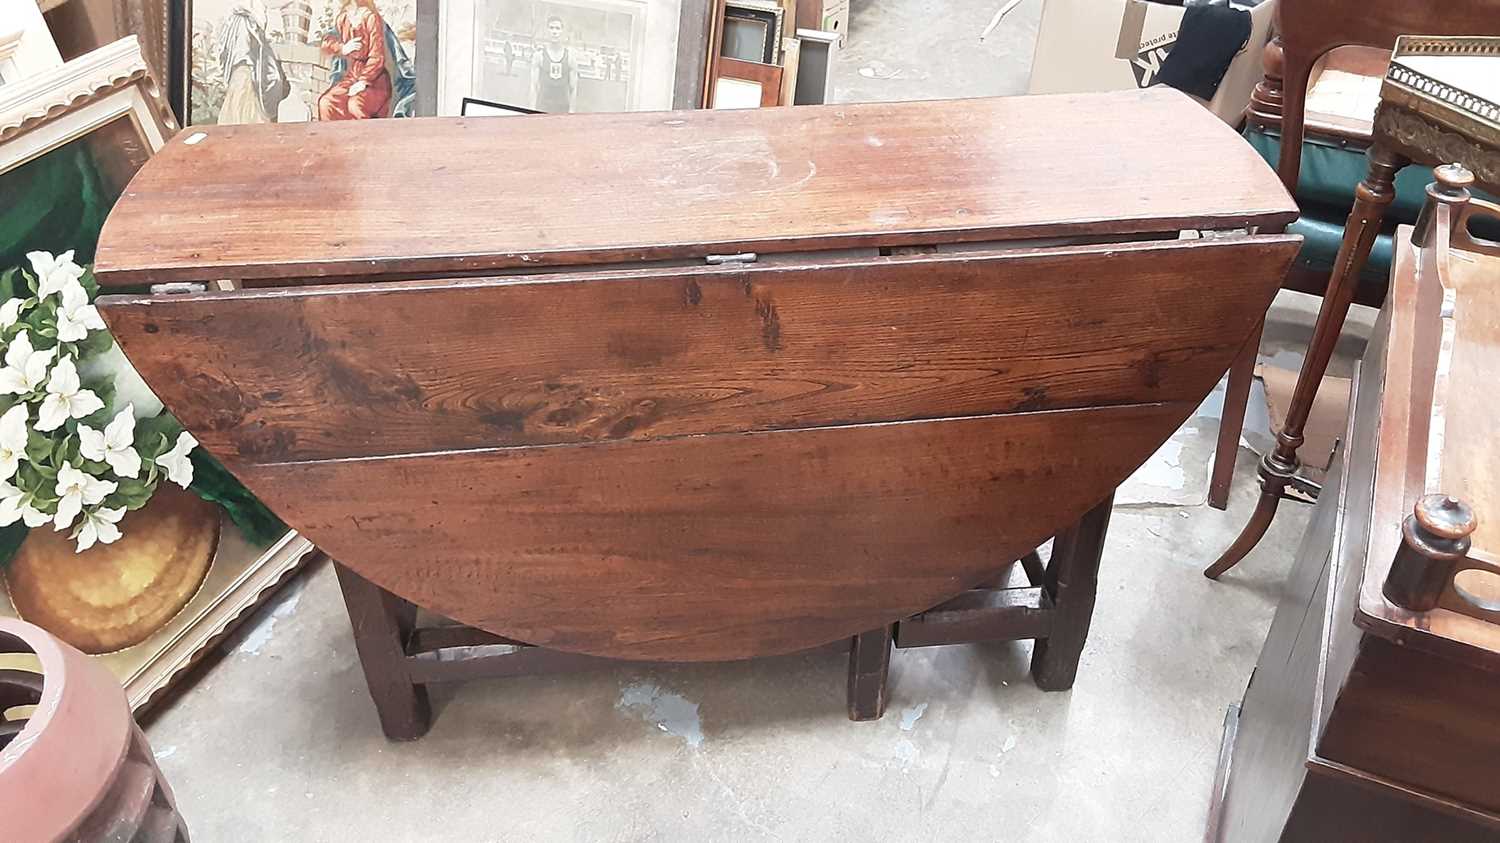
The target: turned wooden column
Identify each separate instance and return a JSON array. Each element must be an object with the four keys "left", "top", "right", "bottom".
[
  {"left": 1384, "top": 494, "right": 1477, "bottom": 611},
  {"left": 1206, "top": 144, "right": 1408, "bottom": 579}
]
